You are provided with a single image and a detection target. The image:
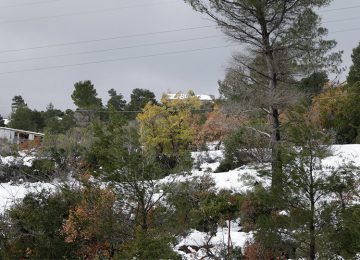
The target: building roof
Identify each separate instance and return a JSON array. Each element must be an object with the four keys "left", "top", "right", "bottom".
[
  {"left": 0, "top": 127, "right": 45, "bottom": 136},
  {"left": 167, "top": 93, "right": 215, "bottom": 101},
  {"left": 196, "top": 94, "right": 214, "bottom": 101}
]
